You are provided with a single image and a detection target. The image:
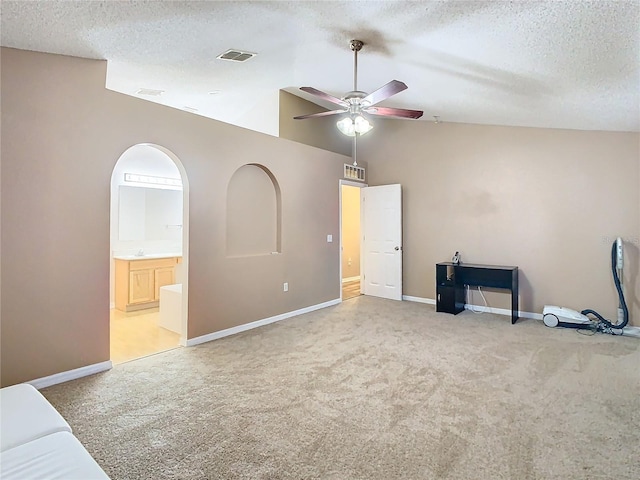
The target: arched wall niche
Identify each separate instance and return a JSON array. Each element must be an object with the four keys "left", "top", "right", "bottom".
[{"left": 226, "top": 163, "right": 282, "bottom": 256}]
